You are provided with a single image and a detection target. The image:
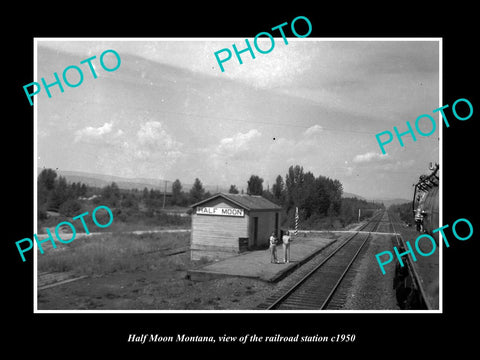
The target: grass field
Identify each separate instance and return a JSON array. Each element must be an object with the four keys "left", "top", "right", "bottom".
[
  {"left": 36, "top": 225, "right": 352, "bottom": 310},
  {"left": 36, "top": 230, "right": 276, "bottom": 310},
  {"left": 37, "top": 231, "right": 191, "bottom": 276},
  {"left": 38, "top": 206, "right": 191, "bottom": 234}
]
